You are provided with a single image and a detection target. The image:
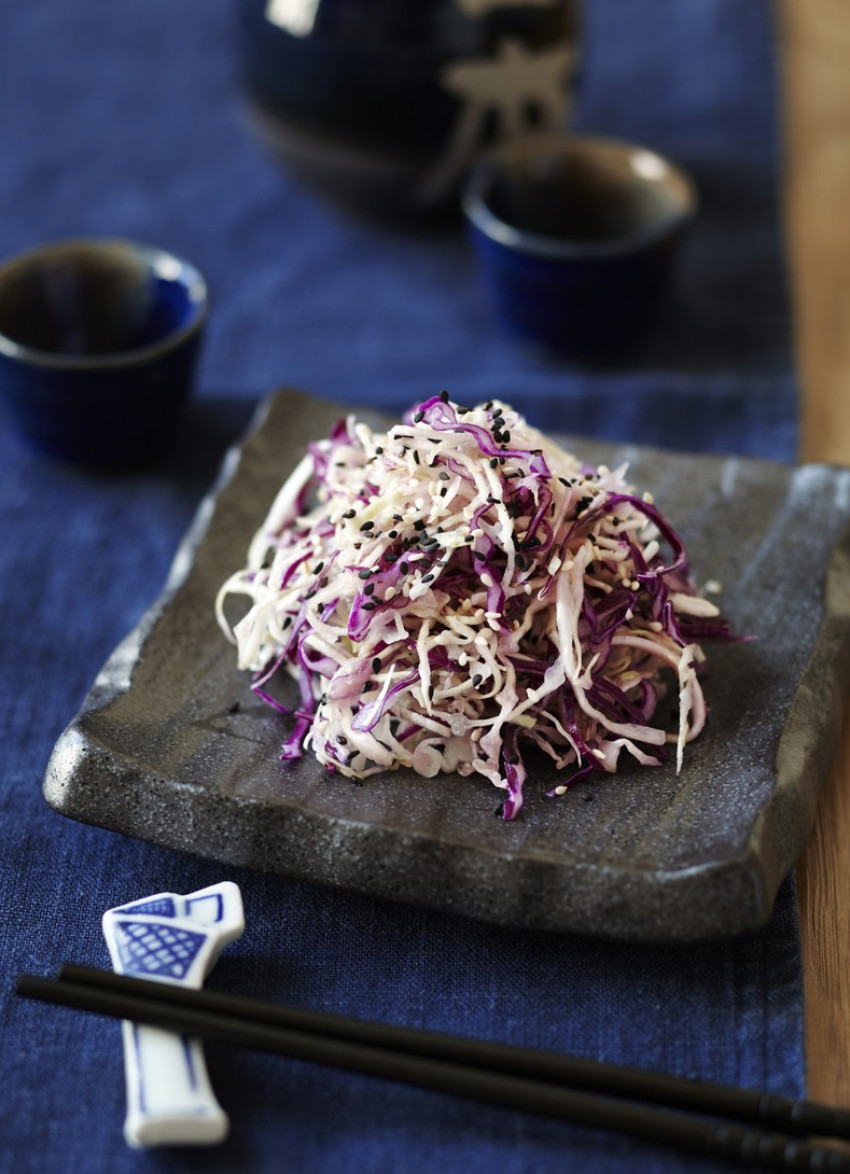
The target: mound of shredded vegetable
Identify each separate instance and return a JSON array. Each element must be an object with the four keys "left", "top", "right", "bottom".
[{"left": 216, "top": 393, "right": 734, "bottom": 819}]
